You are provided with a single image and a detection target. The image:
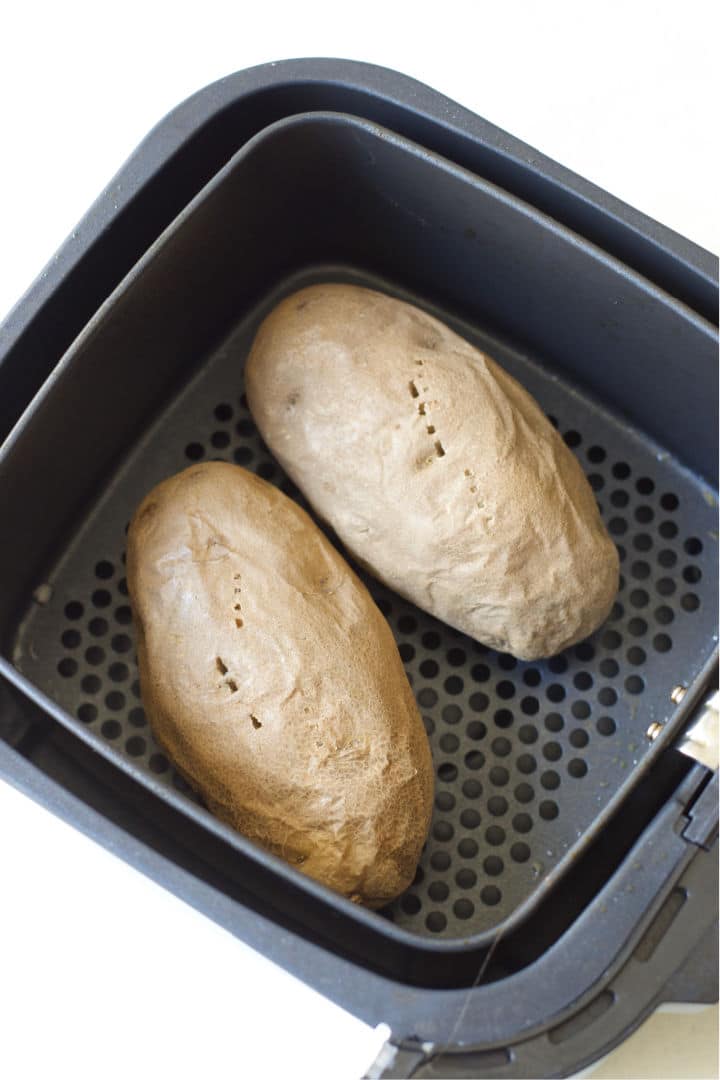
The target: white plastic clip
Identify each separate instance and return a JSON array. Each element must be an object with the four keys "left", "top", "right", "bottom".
[{"left": 677, "top": 689, "right": 720, "bottom": 769}]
